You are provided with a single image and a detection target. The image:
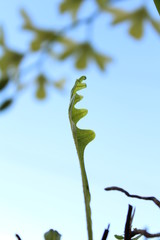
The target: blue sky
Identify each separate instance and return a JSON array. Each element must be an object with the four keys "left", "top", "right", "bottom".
[{"left": 0, "top": 0, "right": 160, "bottom": 240}]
